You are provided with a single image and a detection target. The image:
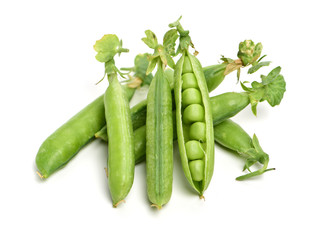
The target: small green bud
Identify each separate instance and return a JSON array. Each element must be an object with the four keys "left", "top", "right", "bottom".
[{"left": 237, "top": 40, "right": 263, "bottom": 66}]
